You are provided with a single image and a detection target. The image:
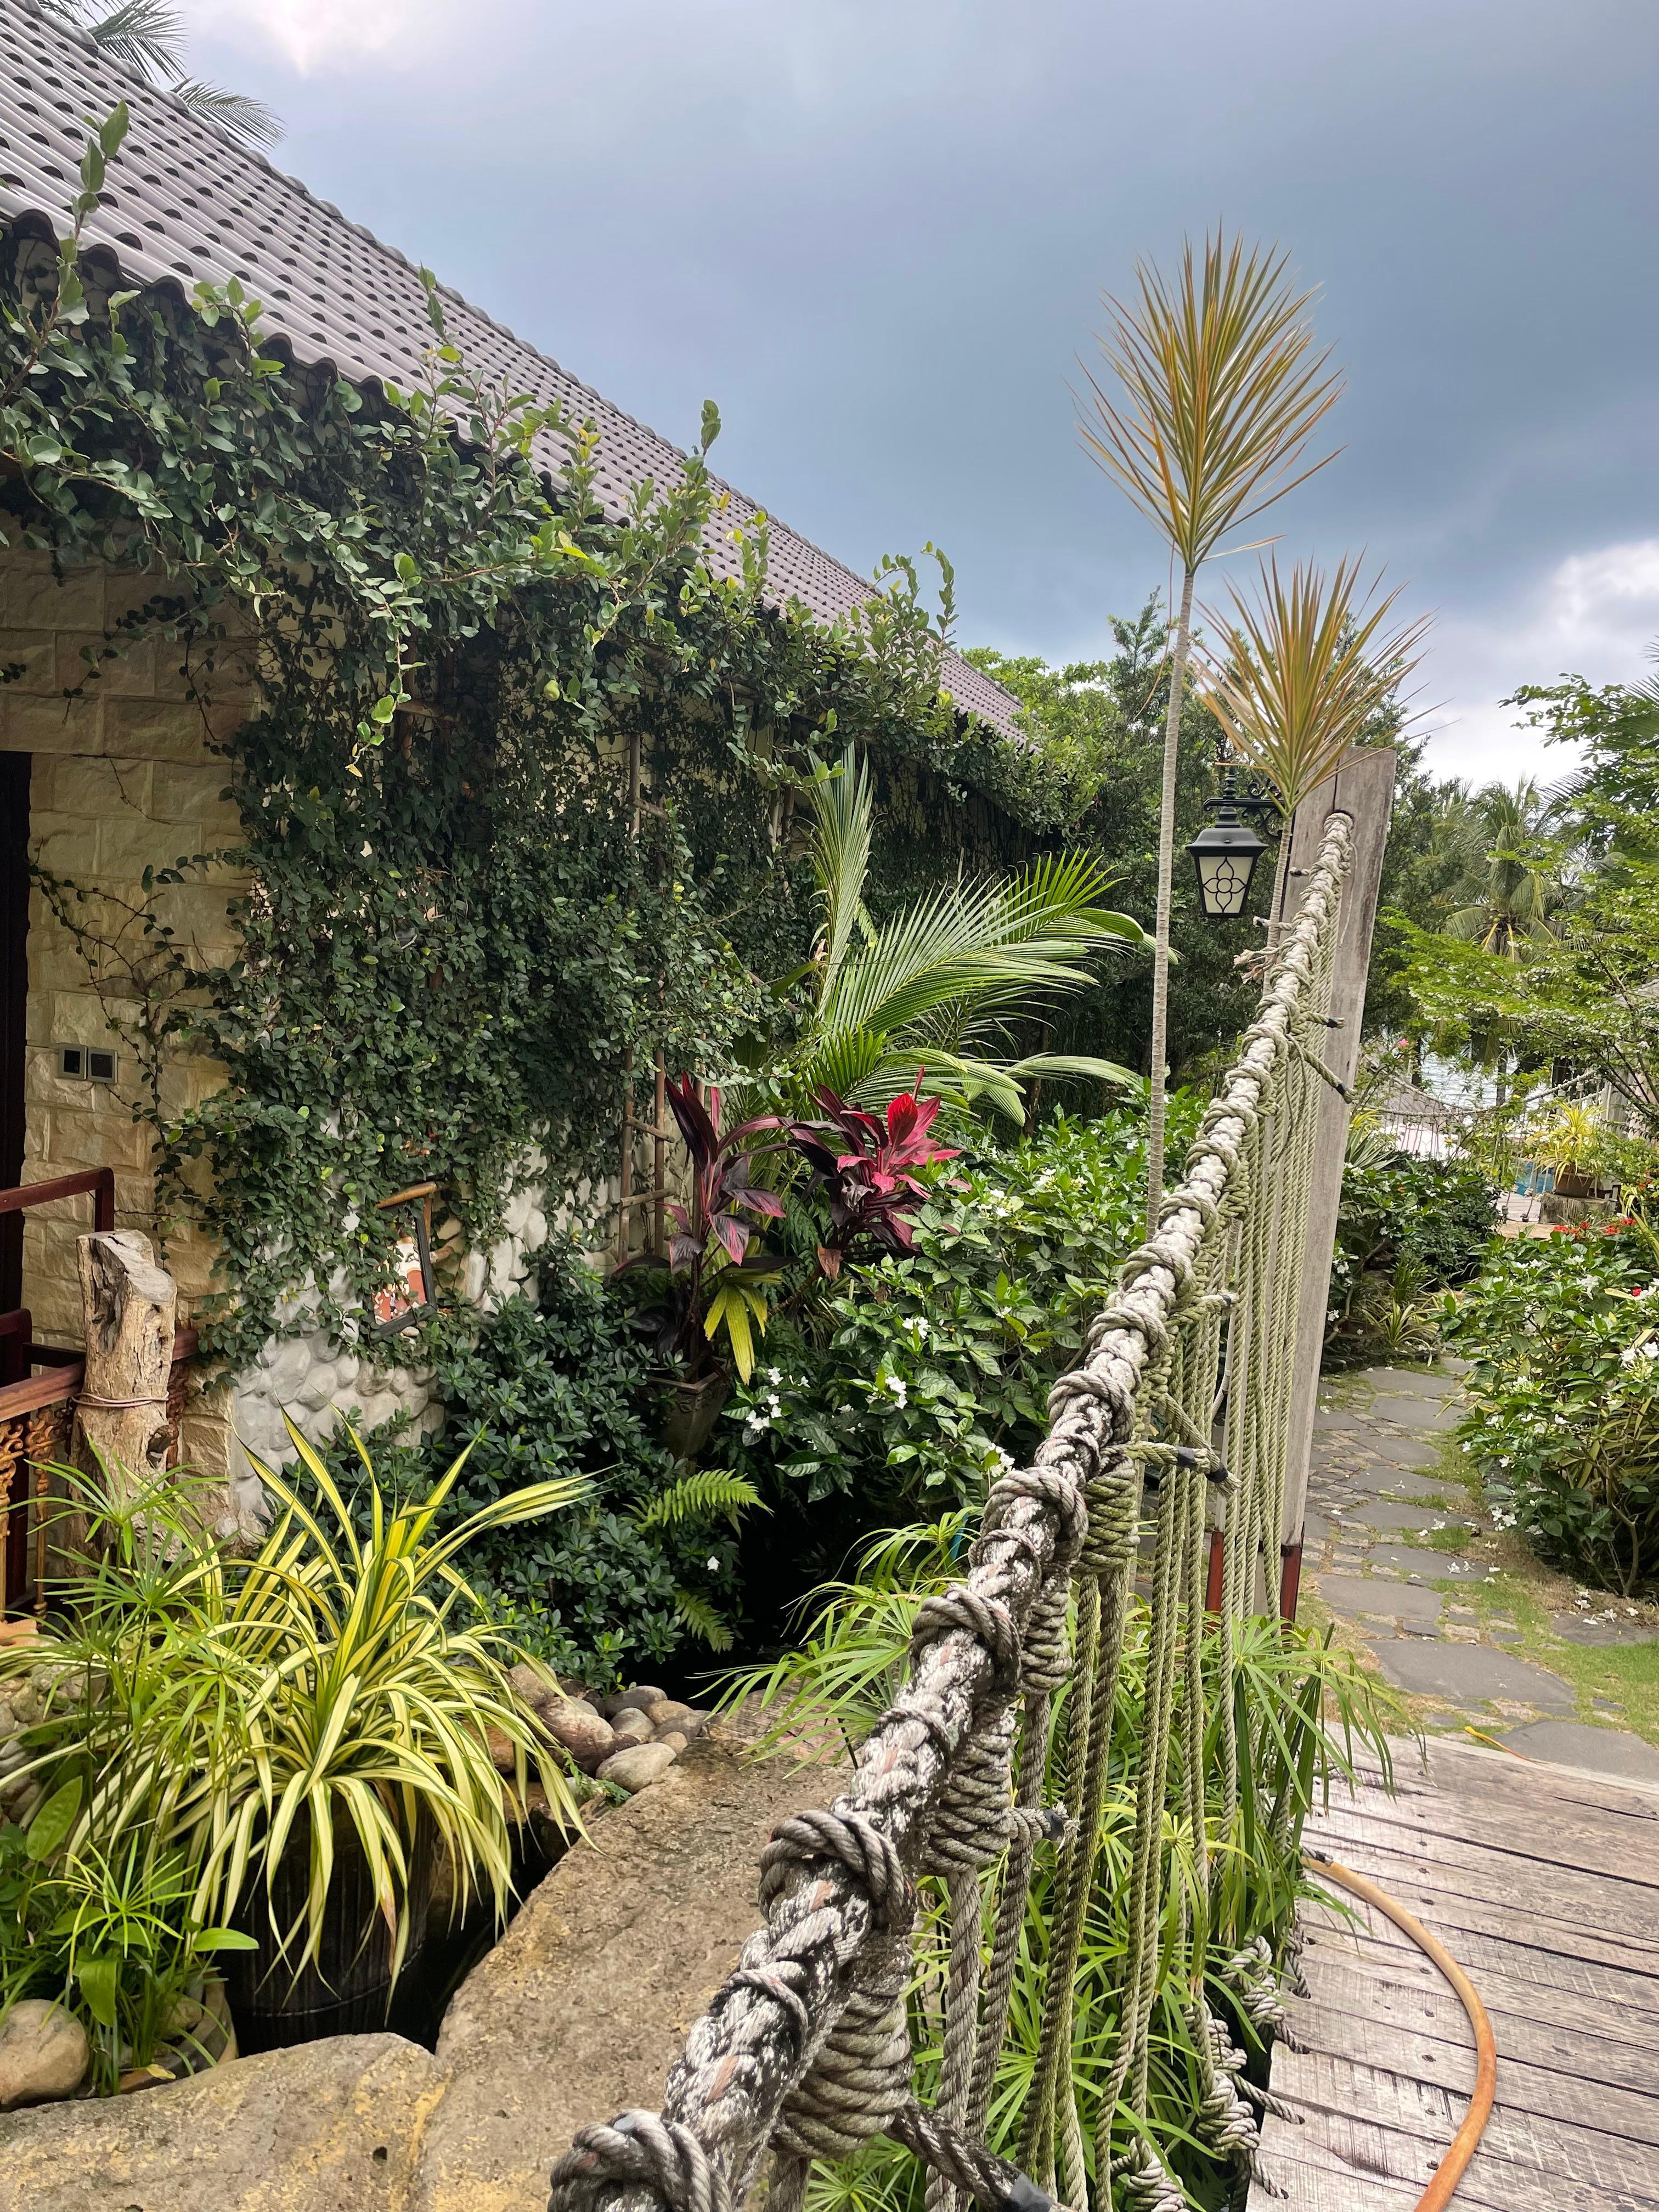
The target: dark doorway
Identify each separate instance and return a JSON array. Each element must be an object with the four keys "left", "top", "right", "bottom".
[{"left": 1, "top": 752, "right": 28, "bottom": 1315}]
